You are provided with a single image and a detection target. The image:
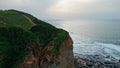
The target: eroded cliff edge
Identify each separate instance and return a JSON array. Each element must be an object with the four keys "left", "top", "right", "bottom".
[{"left": 19, "top": 34, "right": 74, "bottom": 68}]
